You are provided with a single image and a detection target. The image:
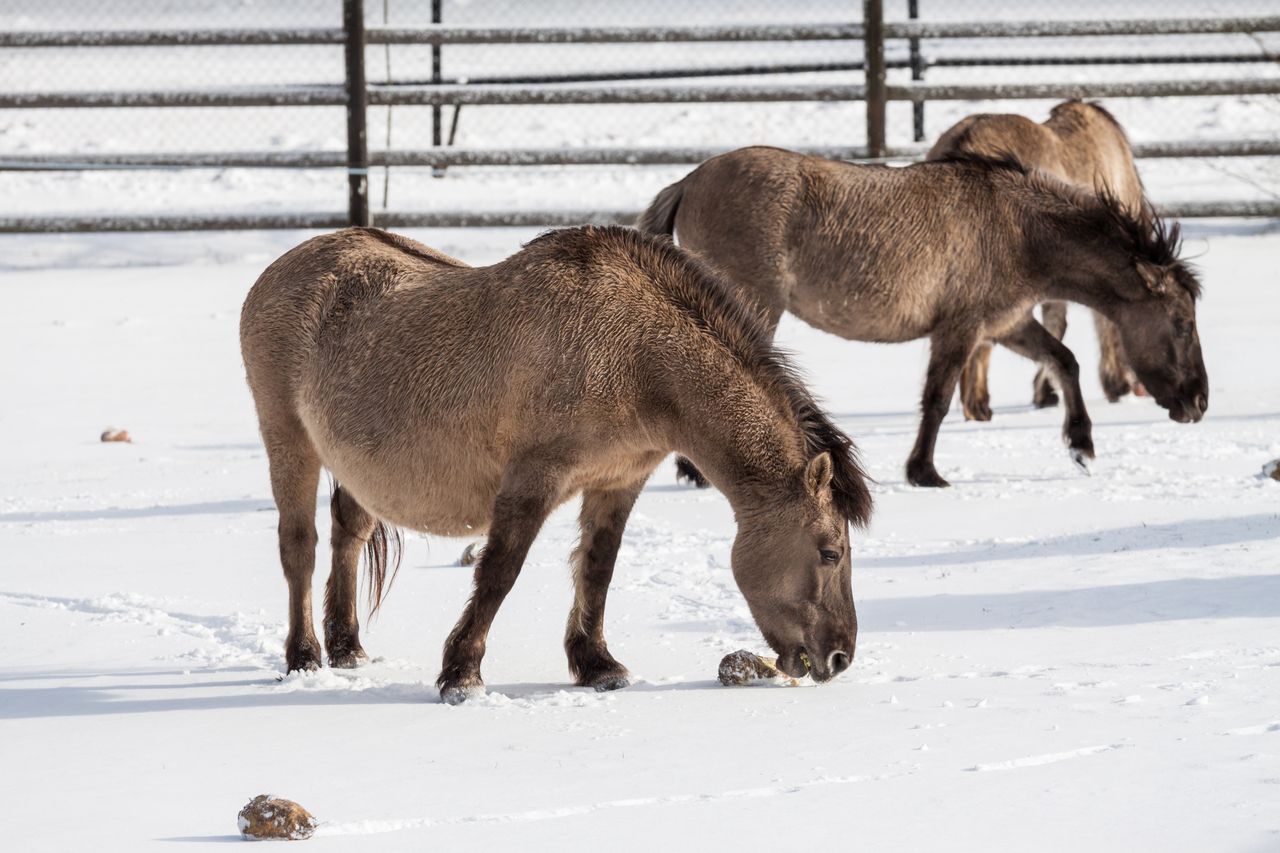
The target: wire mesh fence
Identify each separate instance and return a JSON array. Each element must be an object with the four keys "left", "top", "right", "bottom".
[{"left": 1, "top": 0, "right": 1278, "bottom": 229}]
